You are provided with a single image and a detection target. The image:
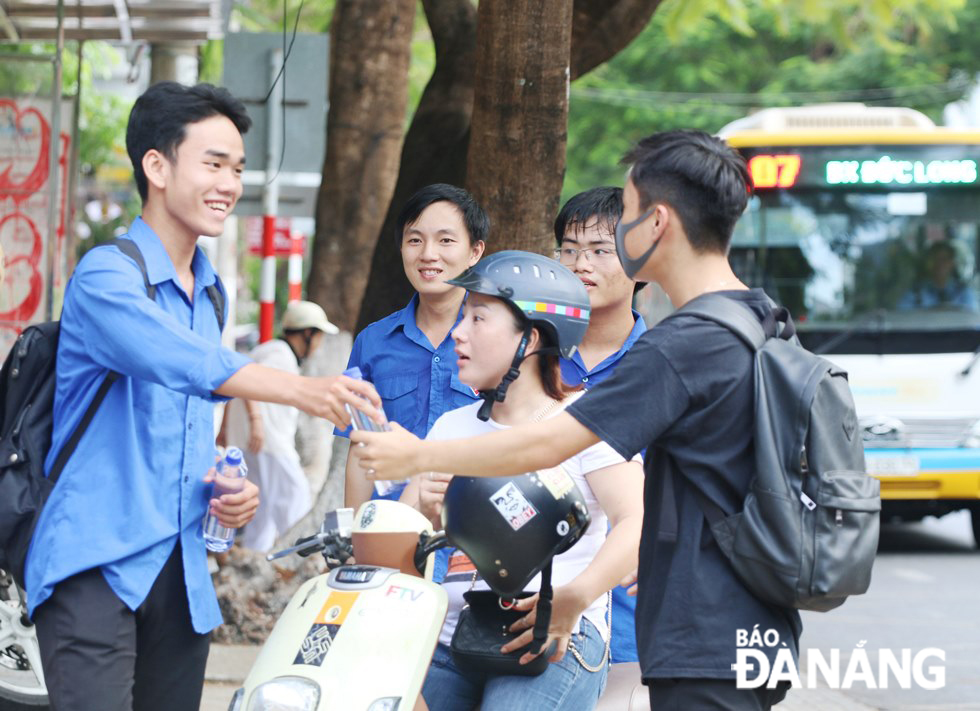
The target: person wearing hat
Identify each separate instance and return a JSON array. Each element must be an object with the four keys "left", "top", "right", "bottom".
[{"left": 218, "top": 300, "right": 339, "bottom": 551}]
